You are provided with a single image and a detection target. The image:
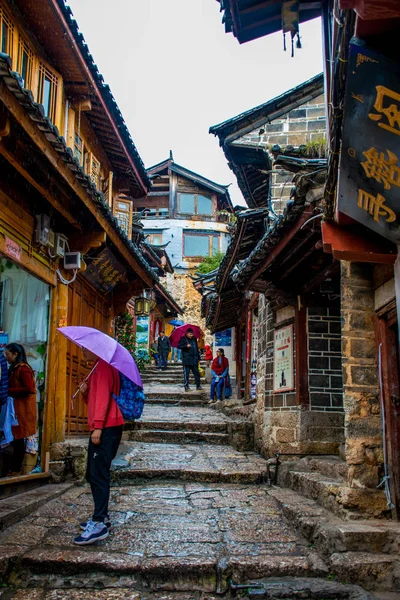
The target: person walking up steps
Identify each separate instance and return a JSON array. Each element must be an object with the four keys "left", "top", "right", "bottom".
[
  {"left": 157, "top": 331, "right": 171, "bottom": 371},
  {"left": 178, "top": 328, "right": 203, "bottom": 392},
  {"left": 209, "top": 348, "right": 229, "bottom": 404}
]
